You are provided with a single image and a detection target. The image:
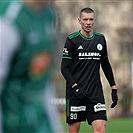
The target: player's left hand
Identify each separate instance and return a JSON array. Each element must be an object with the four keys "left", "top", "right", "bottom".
[
  {"left": 111, "top": 89, "right": 118, "bottom": 108},
  {"left": 73, "top": 85, "right": 85, "bottom": 99}
]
